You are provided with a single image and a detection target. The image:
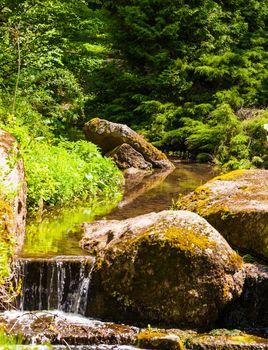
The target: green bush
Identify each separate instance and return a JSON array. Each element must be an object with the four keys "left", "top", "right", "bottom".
[
  {"left": 0, "top": 118, "right": 123, "bottom": 213},
  {"left": 23, "top": 138, "right": 123, "bottom": 212}
]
